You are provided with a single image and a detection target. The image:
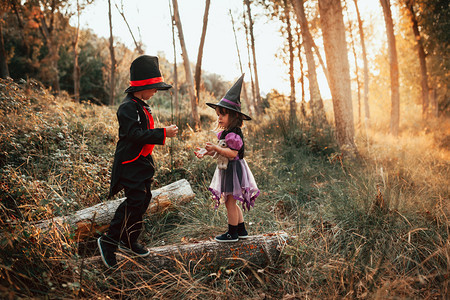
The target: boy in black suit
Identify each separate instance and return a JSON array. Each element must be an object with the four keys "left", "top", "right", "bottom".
[{"left": 98, "top": 55, "right": 178, "bottom": 268}]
